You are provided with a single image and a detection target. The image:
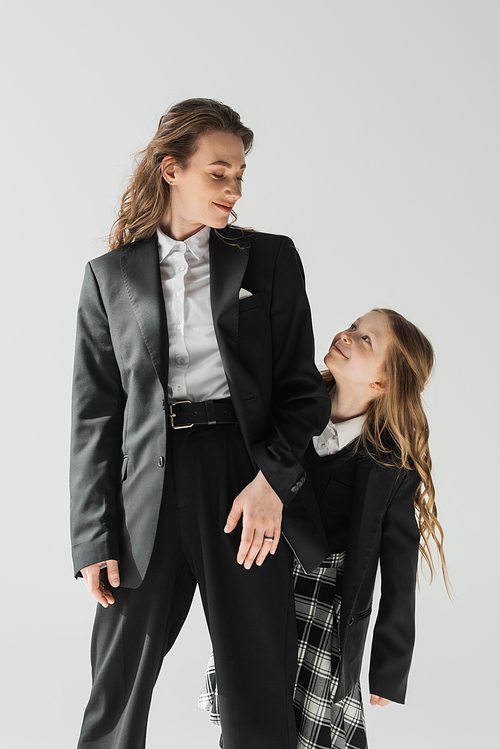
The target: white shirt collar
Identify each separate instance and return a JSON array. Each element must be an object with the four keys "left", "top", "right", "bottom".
[
  {"left": 313, "top": 414, "right": 365, "bottom": 457},
  {"left": 157, "top": 225, "right": 211, "bottom": 262},
  {"left": 332, "top": 414, "right": 365, "bottom": 451}
]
